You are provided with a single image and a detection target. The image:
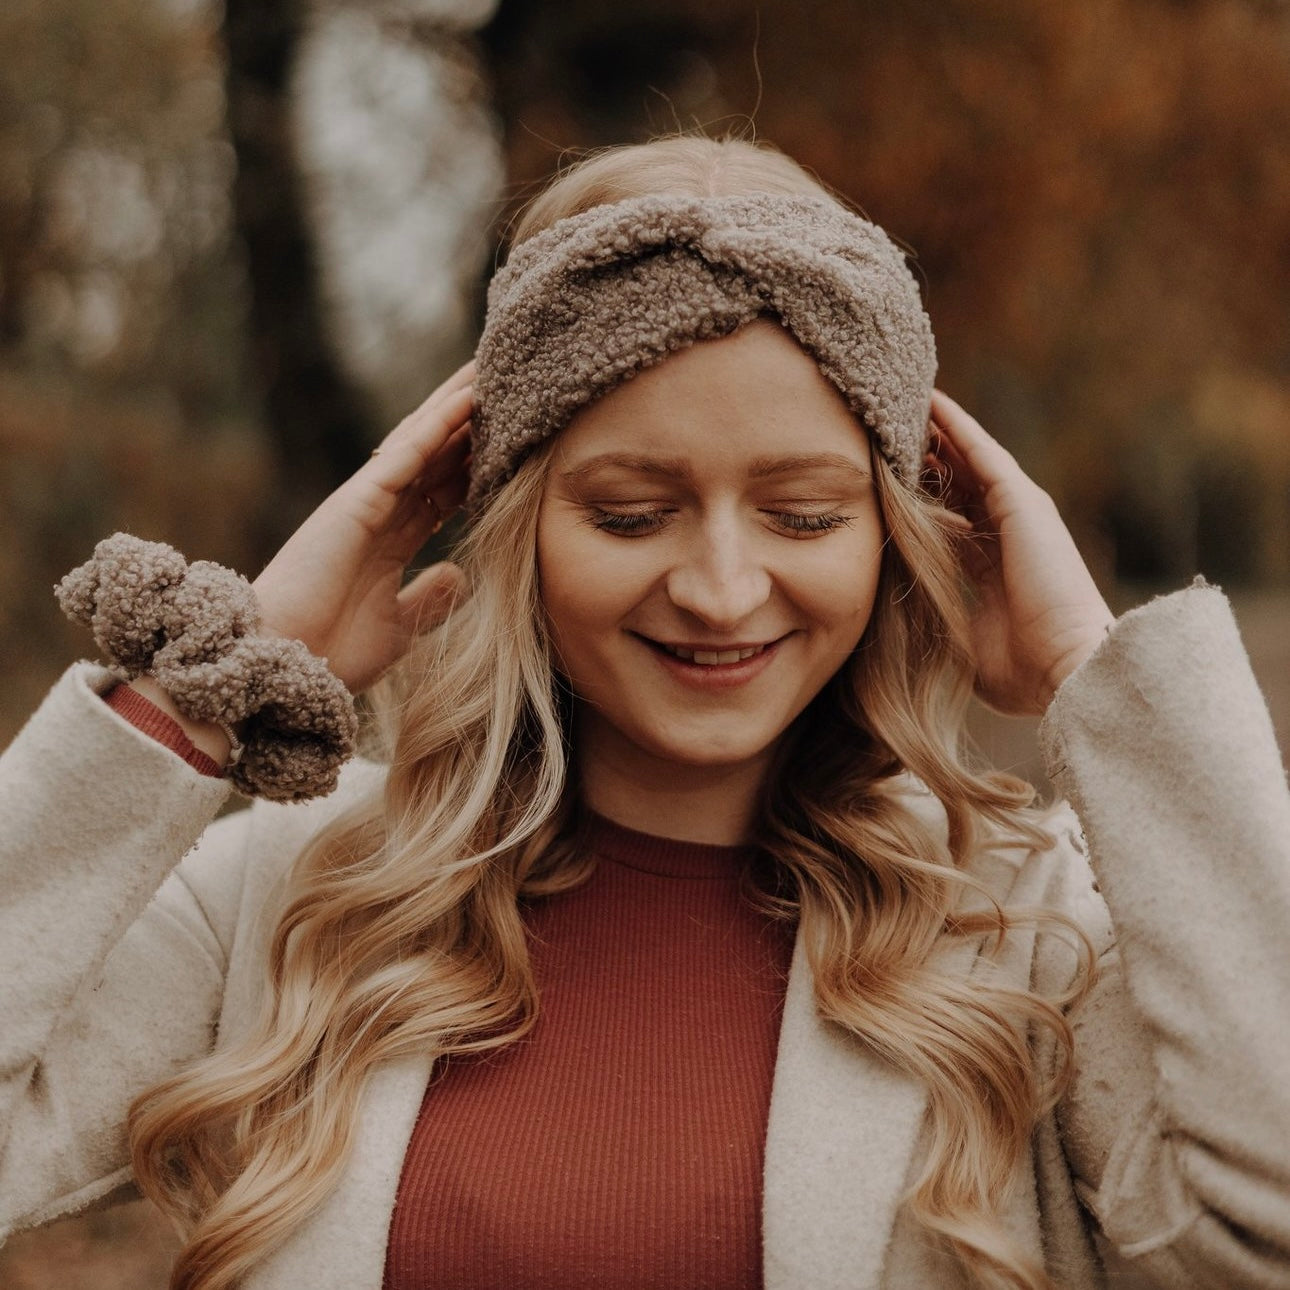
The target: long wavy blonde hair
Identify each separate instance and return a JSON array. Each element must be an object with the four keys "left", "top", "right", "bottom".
[{"left": 130, "top": 134, "right": 1092, "bottom": 1290}]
